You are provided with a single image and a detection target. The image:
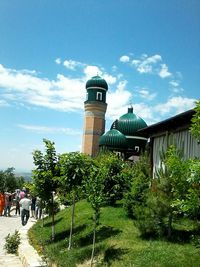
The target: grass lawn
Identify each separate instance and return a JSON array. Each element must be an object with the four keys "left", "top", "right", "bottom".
[{"left": 28, "top": 200, "right": 200, "bottom": 267}]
